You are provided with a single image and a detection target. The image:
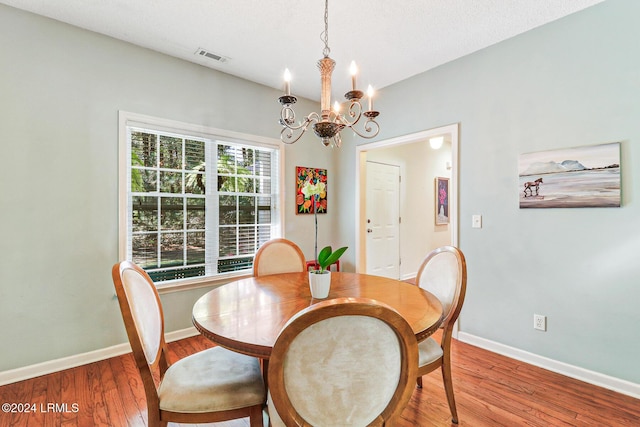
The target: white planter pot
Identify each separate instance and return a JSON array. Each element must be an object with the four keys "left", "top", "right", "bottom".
[{"left": 308, "top": 270, "right": 331, "bottom": 299}]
